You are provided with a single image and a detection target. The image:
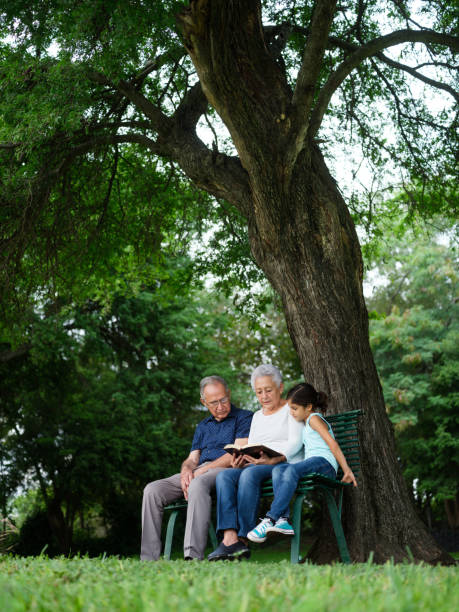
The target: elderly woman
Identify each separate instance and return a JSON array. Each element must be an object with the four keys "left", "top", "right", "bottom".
[{"left": 208, "top": 364, "right": 303, "bottom": 561}]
